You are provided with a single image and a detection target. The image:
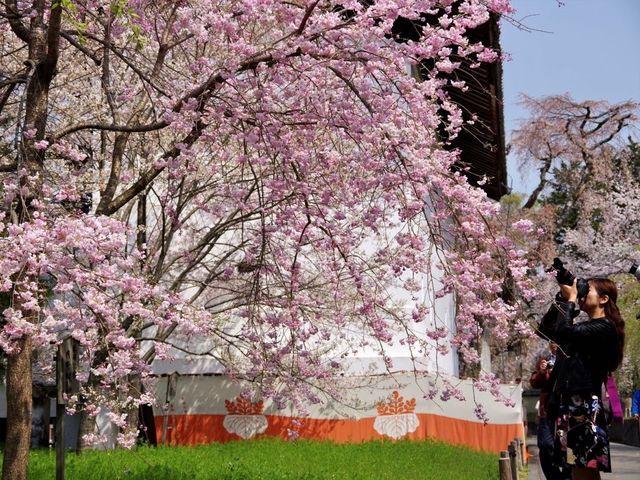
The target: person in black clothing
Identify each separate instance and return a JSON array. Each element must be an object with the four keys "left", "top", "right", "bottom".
[
  {"left": 530, "top": 342, "right": 571, "bottom": 480},
  {"left": 537, "top": 278, "right": 625, "bottom": 480}
]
